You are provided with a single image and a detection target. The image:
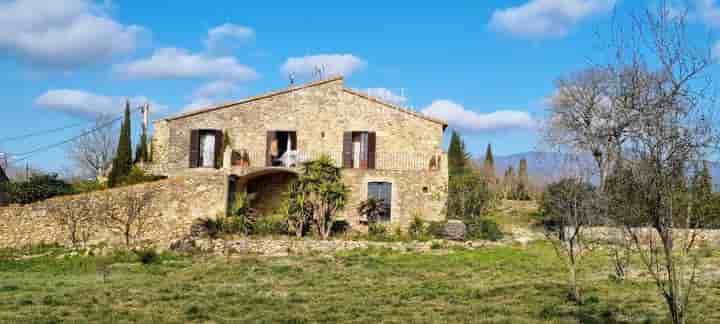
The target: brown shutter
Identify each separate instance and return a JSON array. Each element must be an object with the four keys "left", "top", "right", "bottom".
[
  {"left": 342, "top": 132, "right": 353, "bottom": 168},
  {"left": 189, "top": 130, "right": 200, "bottom": 168},
  {"left": 214, "top": 130, "right": 224, "bottom": 169},
  {"left": 266, "top": 131, "right": 276, "bottom": 167},
  {"left": 367, "top": 132, "right": 376, "bottom": 169},
  {"left": 290, "top": 131, "right": 297, "bottom": 150}
]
